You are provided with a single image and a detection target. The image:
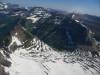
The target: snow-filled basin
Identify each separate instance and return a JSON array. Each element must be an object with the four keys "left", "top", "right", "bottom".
[
  {"left": 6, "top": 48, "right": 99, "bottom": 75},
  {"left": 8, "top": 49, "right": 45, "bottom": 75}
]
